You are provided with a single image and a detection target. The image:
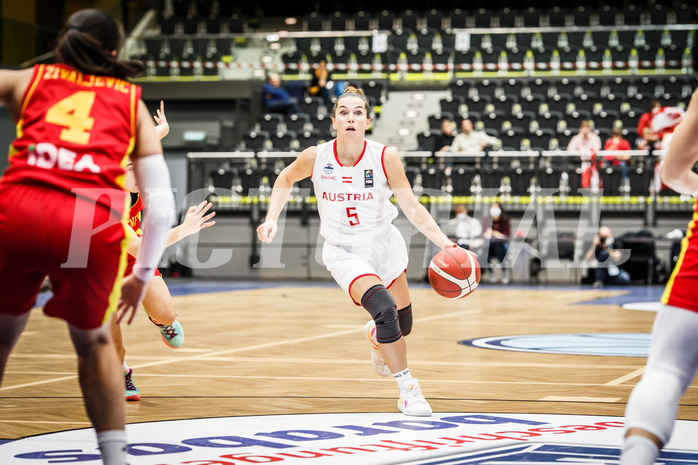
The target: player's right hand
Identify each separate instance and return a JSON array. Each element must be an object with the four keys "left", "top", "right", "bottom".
[
  {"left": 152, "top": 100, "right": 169, "bottom": 139},
  {"left": 257, "top": 220, "right": 278, "bottom": 243},
  {"left": 116, "top": 274, "right": 147, "bottom": 325},
  {"left": 440, "top": 238, "right": 457, "bottom": 249}
]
